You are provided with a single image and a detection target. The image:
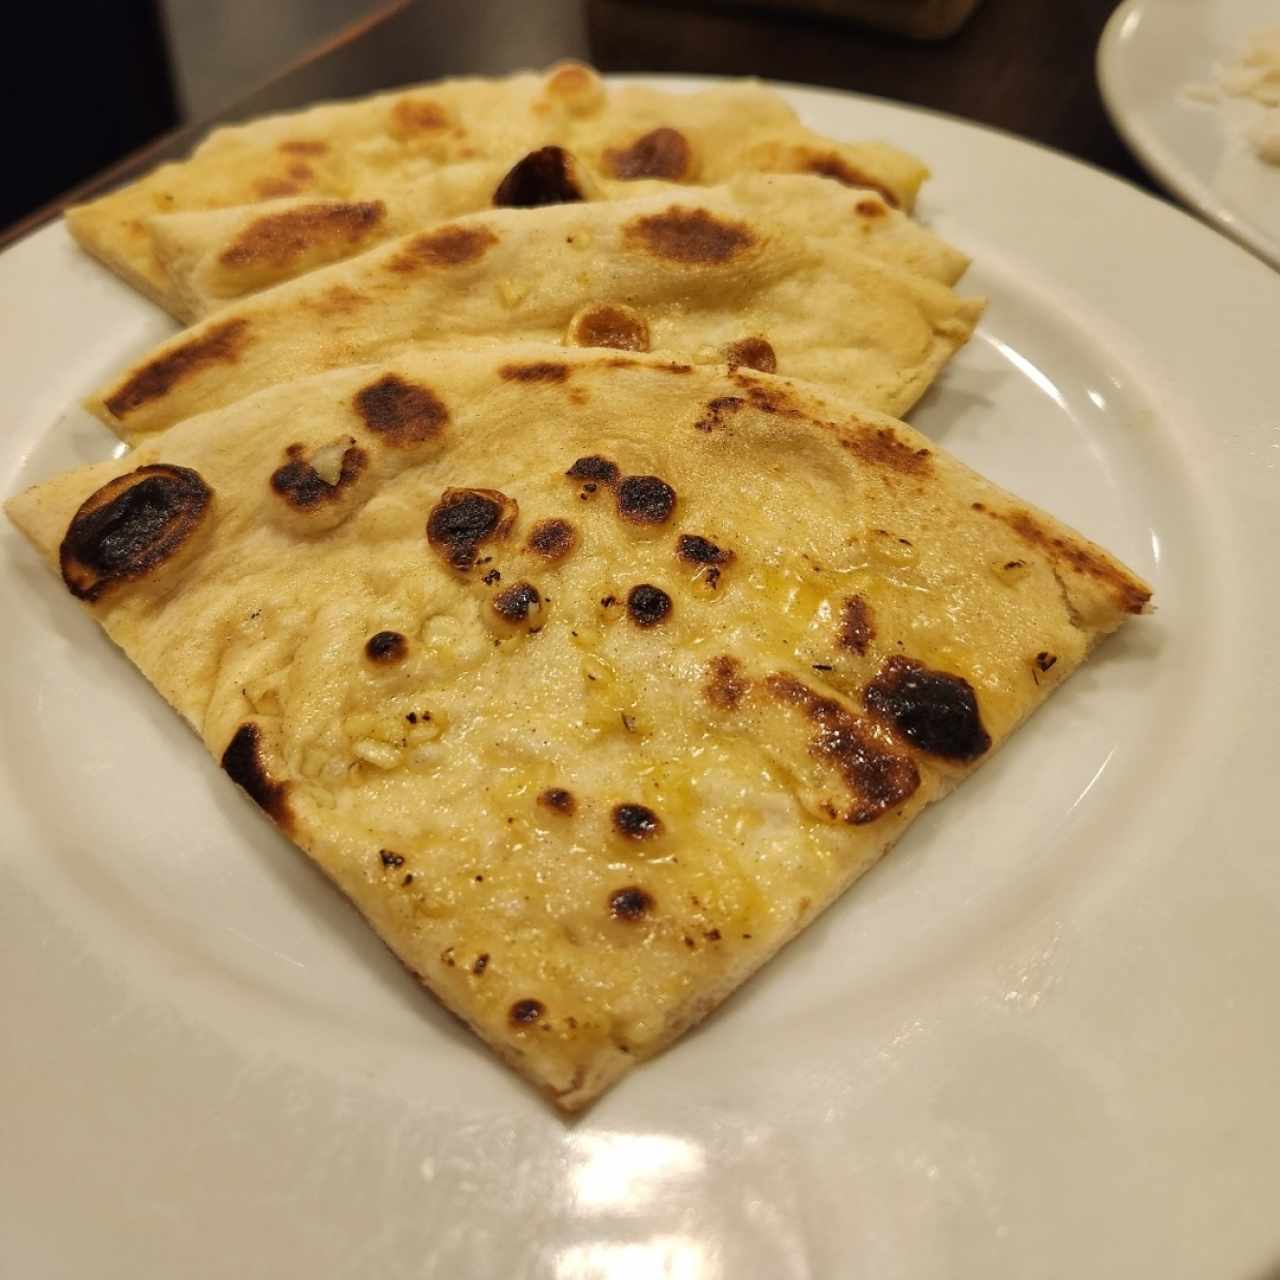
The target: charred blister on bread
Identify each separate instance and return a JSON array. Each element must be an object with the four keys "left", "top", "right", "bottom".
[
  {"left": 491, "top": 581, "right": 544, "bottom": 628},
  {"left": 221, "top": 723, "right": 291, "bottom": 829},
  {"left": 270, "top": 440, "right": 368, "bottom": 518},
  {"left": 387, "top": 225, "right": 496, "bottom": 272},
  {"left": 768, "top": 674, "right": 920, "bottom": 824},
  {"left": 839, "top": 596, "right": 875, "bottom": 655},
  {"left": 218, "top": 201, "right": 386, "bottom": 271},
  {"left": 863, "top": 656, "right": 991, "bottom": 761},
  {"left": 60, "top": 464, "right": 213, "bottom": 602},
  {"left": 616, "top": 475, "right": 676, "bottom": 526},
  {"left": 566, "top": 455, "right": 619, "bottom": 500},
  {"left": 493, "top": 146, "right": 592, "bottom": 208},
  {"left": 104, "top": 319, "right": 251, "bottom": 420},
  {"left": 624, "top": 206, "right": 756, "bottom": 265},
  {"left": 626, "top": 583, "right": 672, "bottom": 627},
  {"left": 500, "top": 361, "right": 570, "bottom": 384},
  {"left": 725, "top": 337, "right": 777, "bottom": 374},
  {"left": 566, "top": 303, "right": 650, "bottom": 353},
  {"left": 604, "top": 127, "right": 693, "bottom": 181},
  {"left": 426, "top": 487, "right": 518, "bottom": 572},
  {"left": 353, "top": 374, "right": 448, "bottom": 446},
  {"left": 526, "top": 518, "right": 578, "bottom": 562}
]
